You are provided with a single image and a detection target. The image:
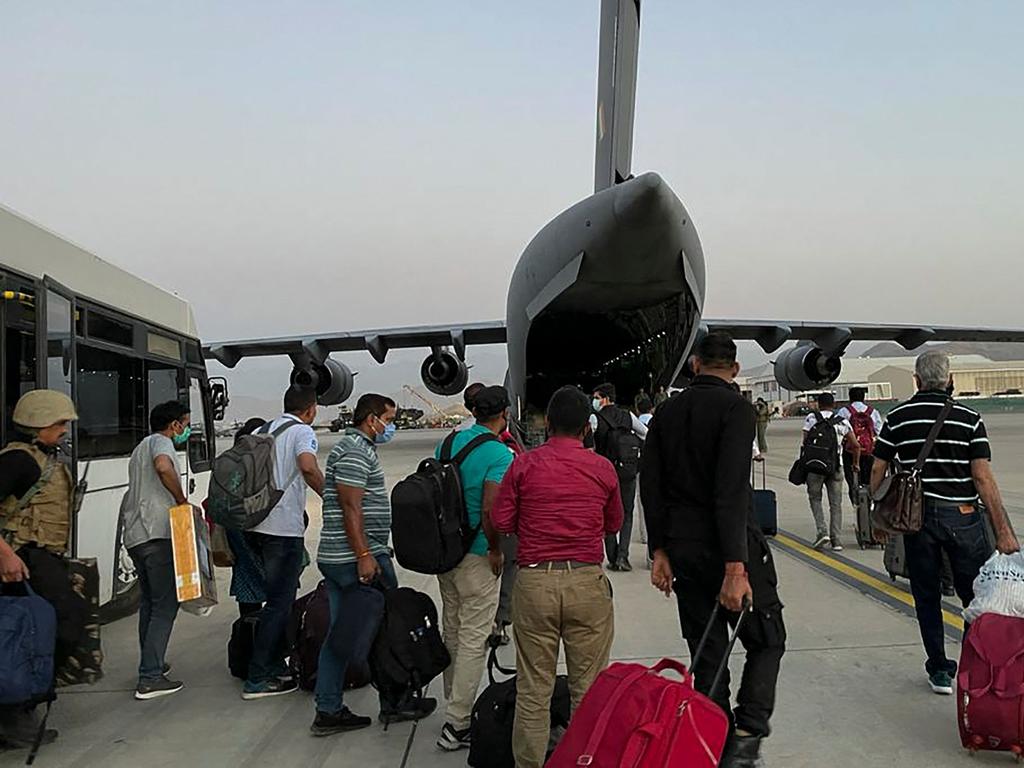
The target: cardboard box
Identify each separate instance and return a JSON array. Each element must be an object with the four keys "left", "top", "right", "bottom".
[{"left": 170, "top": 504, "right": 218, "bottom": 614}]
